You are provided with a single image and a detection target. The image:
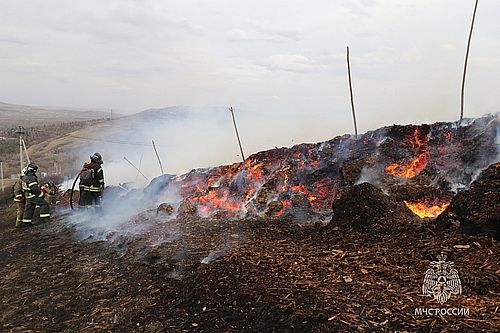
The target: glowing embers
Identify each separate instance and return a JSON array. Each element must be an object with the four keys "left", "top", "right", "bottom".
[
  {"left": 404, "top": 197, "right": 451, "bottom": 219},
  {"left": 385, "top": 127, "right": 430, "bottom": 178},
  {"left": 385, "top": 151, "right": 429, "bottom": 178},
  {"left": 273, "top": 199, "right": 291, "bottom": 217},
  {"left": 190, "top": 188, "right": 242, "bottom": 217}
]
